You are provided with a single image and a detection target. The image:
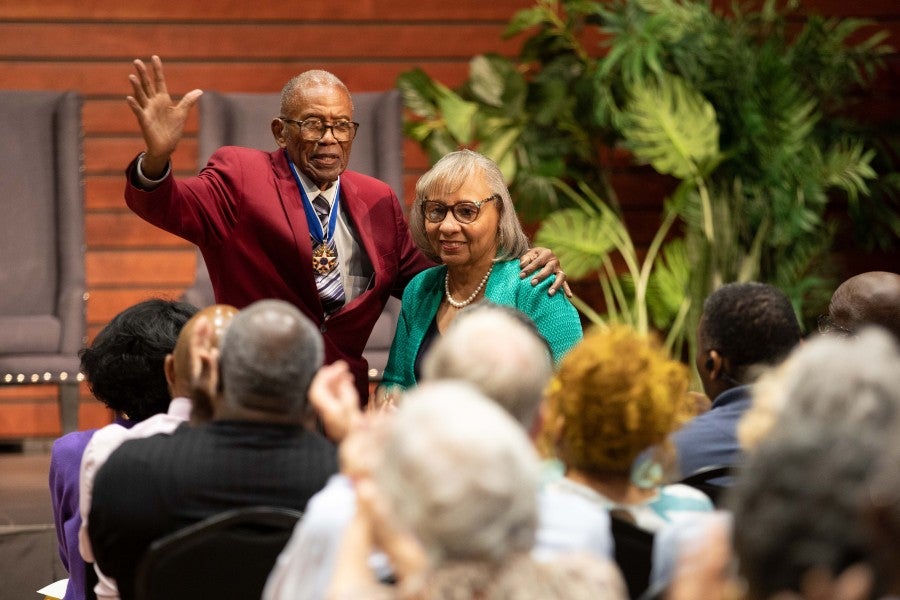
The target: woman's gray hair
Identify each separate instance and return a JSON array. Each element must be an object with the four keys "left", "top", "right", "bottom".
[
  {"left": 409, "top": 149, "right": 530, "bottom": 263},
  {"left": 376, "top": 381, "right": 539, "bottom": 565}
]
